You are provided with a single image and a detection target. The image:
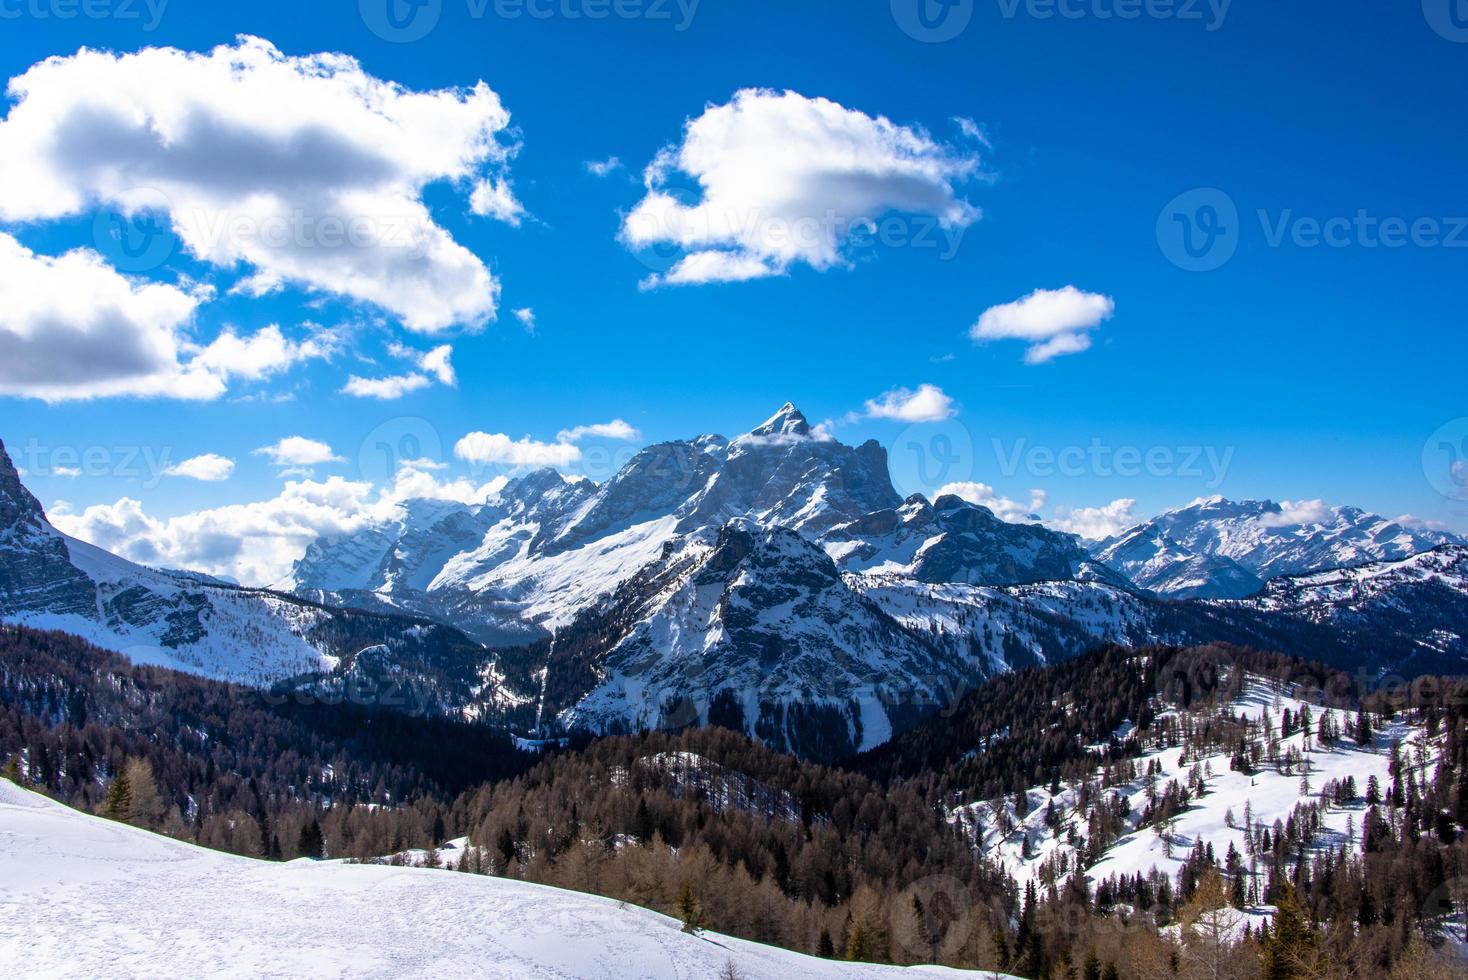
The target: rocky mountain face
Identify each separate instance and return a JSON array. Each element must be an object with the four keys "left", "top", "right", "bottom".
[
  {"left": 1093, "top": 496, "right": 1463, "bottom": 599},
  {"left": 0, "top": 444, "right": 98, "bottom": 620},
  {"left": 9, "top": 406, "right": 1468, "bottom": 759}
]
